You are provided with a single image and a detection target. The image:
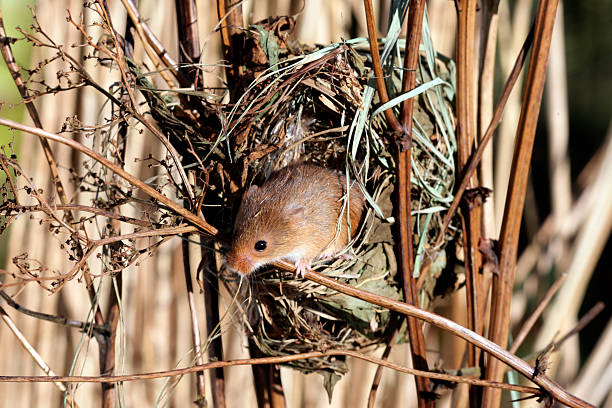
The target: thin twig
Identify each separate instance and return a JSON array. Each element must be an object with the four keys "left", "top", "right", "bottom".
[
  {"left": 271, "top": 267, "right": 594, "bottom": 408},
  {"left": 0, "top": 349, "right": 543, "bottom": 395},
  {"left": 0, "top": 290, "right": 109, "bottom": 336},
  {"left": 67, "top": 7, "right": 195, "bottom": 202},
  {"left": 0, "top": 203, "right": 155, "bottom": 228},
  {"left": 0, "top": 11, "right": 71, "bottom": 221},
  {"left": 0, "top": 119, "right": 218, "bottom": 237},
  {"left": 0, "top": 306, "right": 79, "bottom": 407},
  {"left": 552, "top": 302, "right": 605, "bottom": 351},
  {"left": 510, "top": 273, "right": 567, "bottom": 353},
  {"left": 519, "top": 302, "right": 606, "bottom": 365},
  {"left": 0, "top": 9, "right": 103, "bottom": 326}
]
